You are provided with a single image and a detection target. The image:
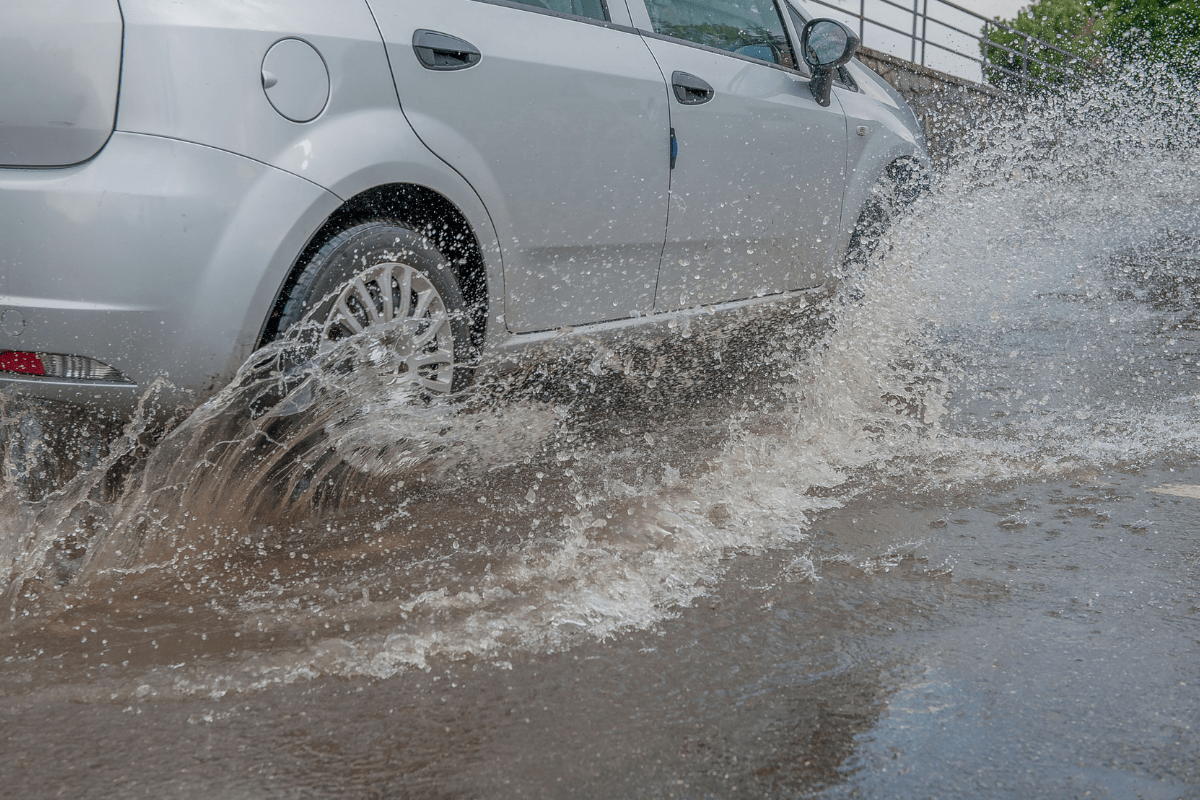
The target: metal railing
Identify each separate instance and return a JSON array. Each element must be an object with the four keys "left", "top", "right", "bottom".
[{"left": 802, "top": 0, "right": 1097, "bottom": 91}]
